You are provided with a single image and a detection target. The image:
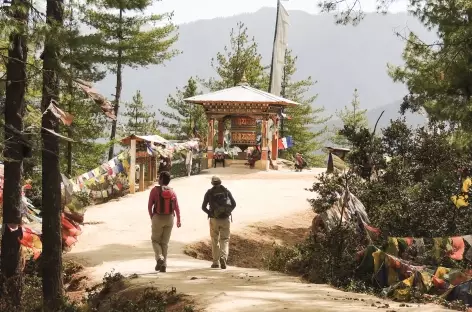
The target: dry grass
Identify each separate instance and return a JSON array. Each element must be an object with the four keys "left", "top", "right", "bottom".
[
  {"left": 86, "top": 273, "right": 198, "bottom": 312},
  {"left": 62, "top": 260, "right": 89, "bottom": 304},
  {"left": 184, "top": 222, "right": 311, "bottom": 270}
]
